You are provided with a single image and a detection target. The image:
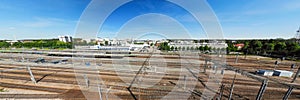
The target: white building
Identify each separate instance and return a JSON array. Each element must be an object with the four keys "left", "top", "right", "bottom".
[
  {"left": 168, "top": 39, "right": 227, "bottom": 51},
  {"left": 58, "top": 35, "right": 72, "bottom": 43},
  {"left": 96, "top": 38, "right": 127, "bottom": 46}
]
